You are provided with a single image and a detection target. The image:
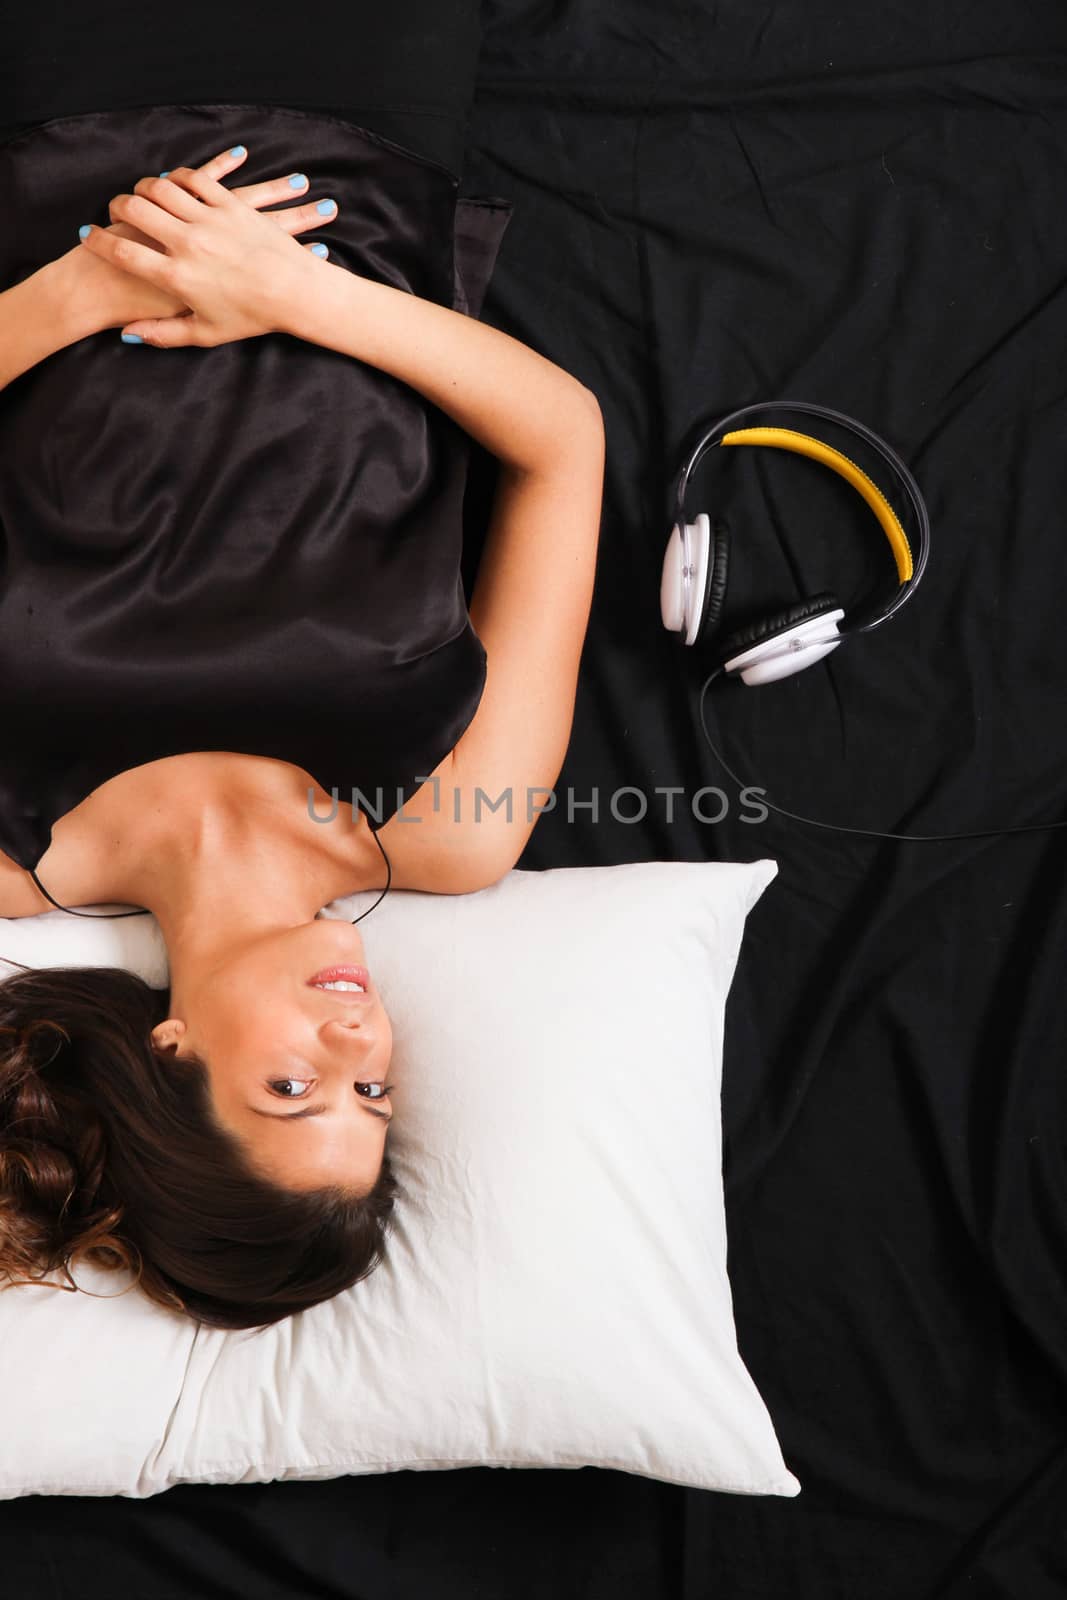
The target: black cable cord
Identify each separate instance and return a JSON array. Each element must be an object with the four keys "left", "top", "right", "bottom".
[
  {"left": 351, "top": 824, "right": 392, "bottom": 924},
  {"left": 698, "top": 667, "right": 1067, "bottom": 842}
]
